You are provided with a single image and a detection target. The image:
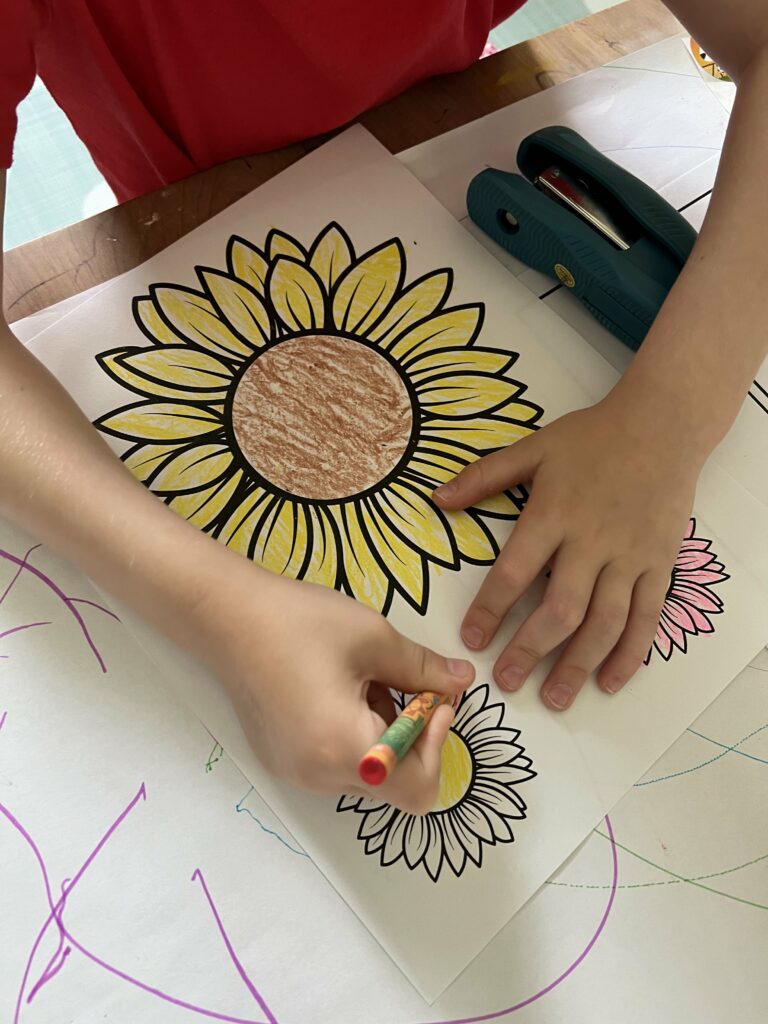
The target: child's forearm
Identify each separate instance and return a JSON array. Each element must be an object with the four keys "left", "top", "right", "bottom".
[
  {"left": 611, "top": 37, "right": 768, "bottom": 458},
  {"left": 0, "top": 323, "right": 261, "bottom": 650}
]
